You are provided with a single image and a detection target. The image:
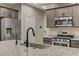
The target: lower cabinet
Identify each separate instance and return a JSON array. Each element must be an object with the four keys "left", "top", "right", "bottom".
[
  {"left": 43, "top": 37, "right": 52, "bottom": 45},
  {"left": 70, "top": 40, "right": 79, "bottom": 48}
]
